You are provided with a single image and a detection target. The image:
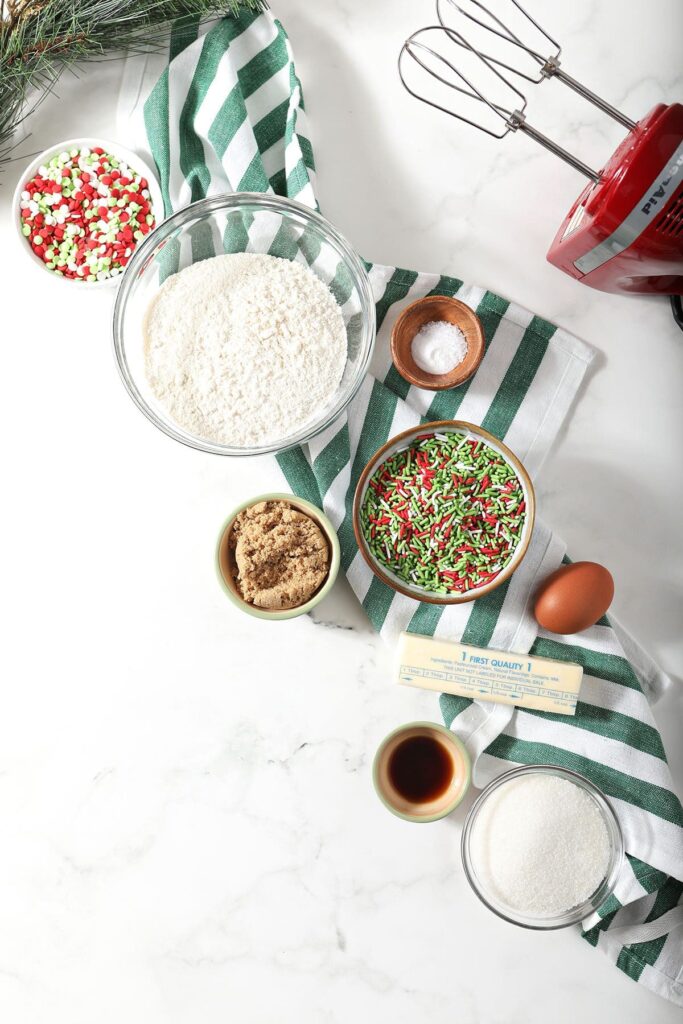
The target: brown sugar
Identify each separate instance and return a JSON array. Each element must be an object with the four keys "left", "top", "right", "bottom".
[{"left": 230, "top": 500, "right": 330, "bottom": 610}]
